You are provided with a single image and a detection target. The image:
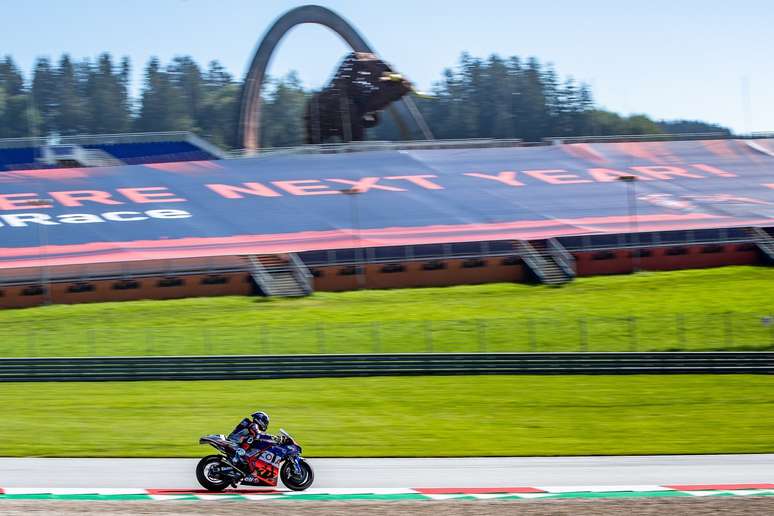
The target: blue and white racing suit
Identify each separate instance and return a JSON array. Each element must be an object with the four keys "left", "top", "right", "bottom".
[{"left": 227, "top": 418, "right": 279, "bottom": 474}]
